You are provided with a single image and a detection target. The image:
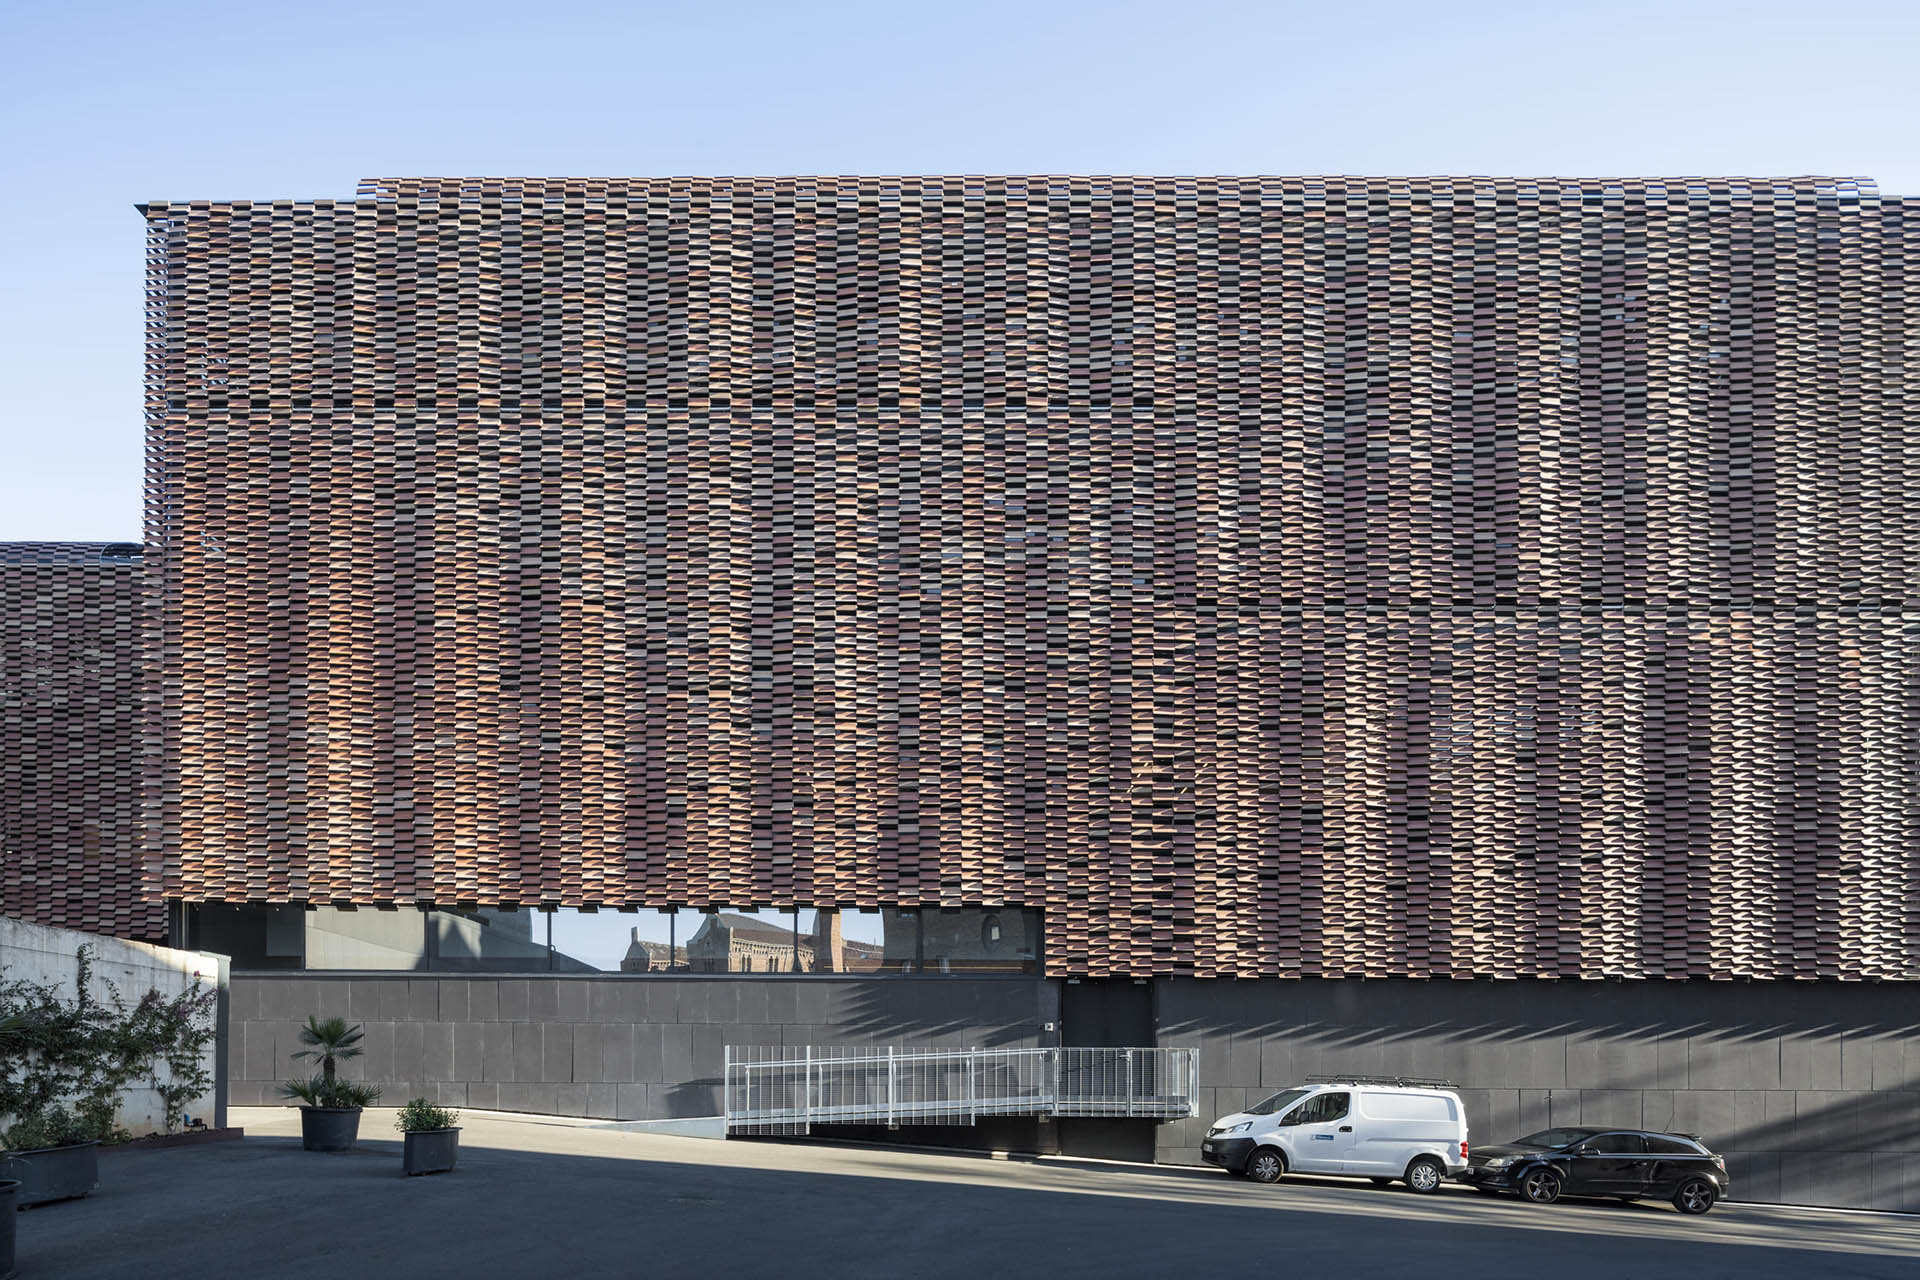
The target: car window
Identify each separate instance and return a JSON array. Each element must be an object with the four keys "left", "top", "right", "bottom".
[
  {"left": 1292, "top": 1091, "right": 1349, "bottom": 1124},
  {"left": 1516, "top": 1128, "right": 1596, "bottom": 1149},
  {"left": 1644, "top": 1136, "right": 1704, "bottom": 1155},
  {"left": 1584, "top": 1133, "right": 1645, "bottom": 1154}
]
